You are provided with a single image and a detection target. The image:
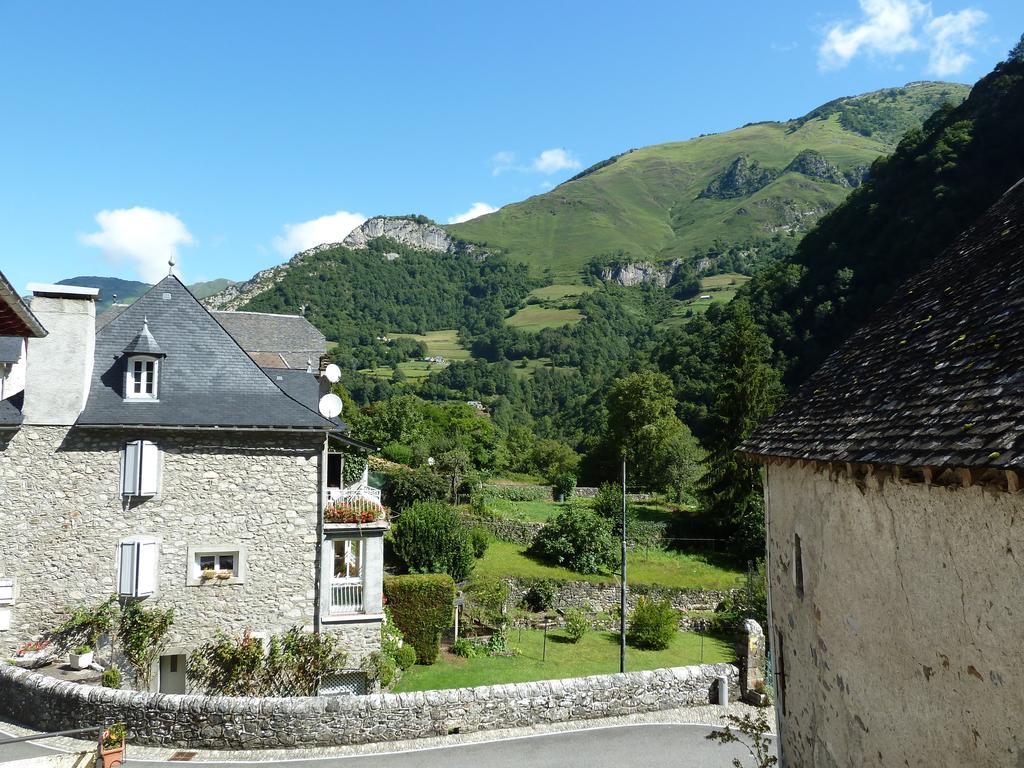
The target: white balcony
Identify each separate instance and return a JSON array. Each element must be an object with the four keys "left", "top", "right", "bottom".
[
  {"left": 327, "top": 486, "right": 382, "bottom": 506},
  {"left": 329, "top": 579, "right": 363, "bottom": 614}
]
